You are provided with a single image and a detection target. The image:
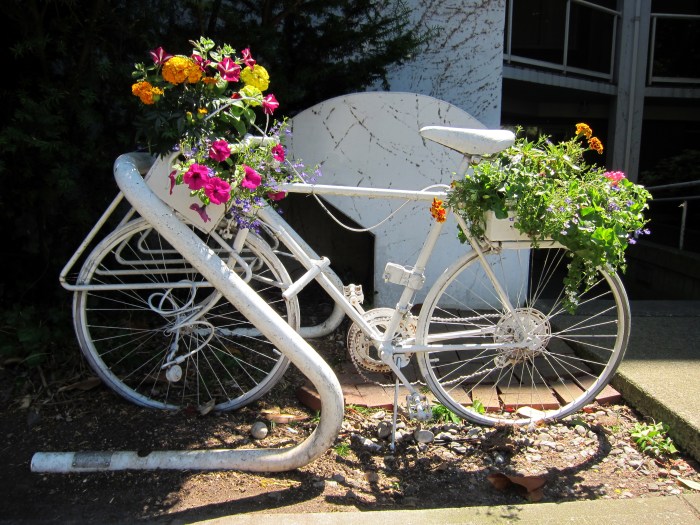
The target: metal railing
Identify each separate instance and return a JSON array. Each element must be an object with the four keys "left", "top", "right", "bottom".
[
  {"left": 648, "top": 13, "right": 700, "bottom": 85},
  {"left": 646, "top": 180, "right": 700, "bottom": 251},
  {"left": 504, "top": 0, "right": 620, "bottom": 81}
]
